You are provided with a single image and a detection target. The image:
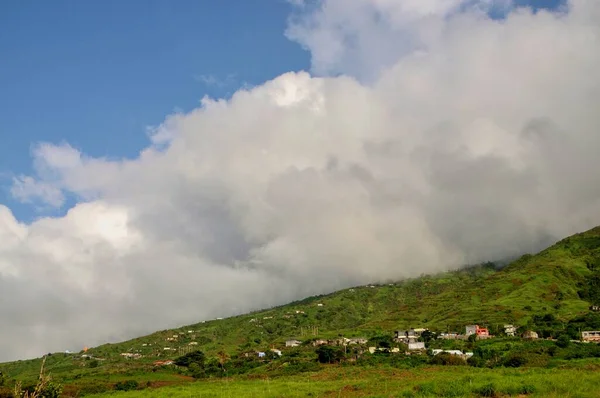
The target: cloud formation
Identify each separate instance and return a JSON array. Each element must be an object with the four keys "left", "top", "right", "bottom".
[{"left": 1, "top": 0, "right": 599, "bottom": 361}]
